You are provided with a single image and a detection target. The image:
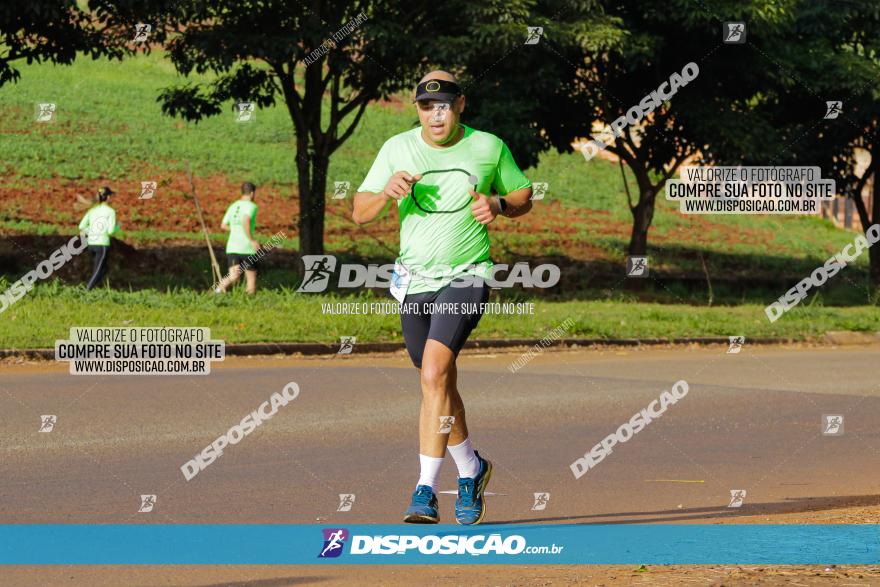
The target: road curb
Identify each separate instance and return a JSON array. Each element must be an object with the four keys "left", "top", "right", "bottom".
[
  {"left": 822, "top": 331, "right": 880, "bottom": 345},
  {"left": 0, "top": 336, "right": 810, "bottom": 360}
]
